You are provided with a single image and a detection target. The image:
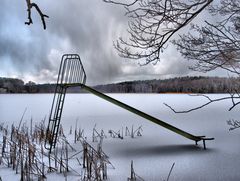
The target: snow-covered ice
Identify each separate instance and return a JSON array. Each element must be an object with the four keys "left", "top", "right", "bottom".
[{"left": 0, "top": 94, "right": 239, "bottom": 180}]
